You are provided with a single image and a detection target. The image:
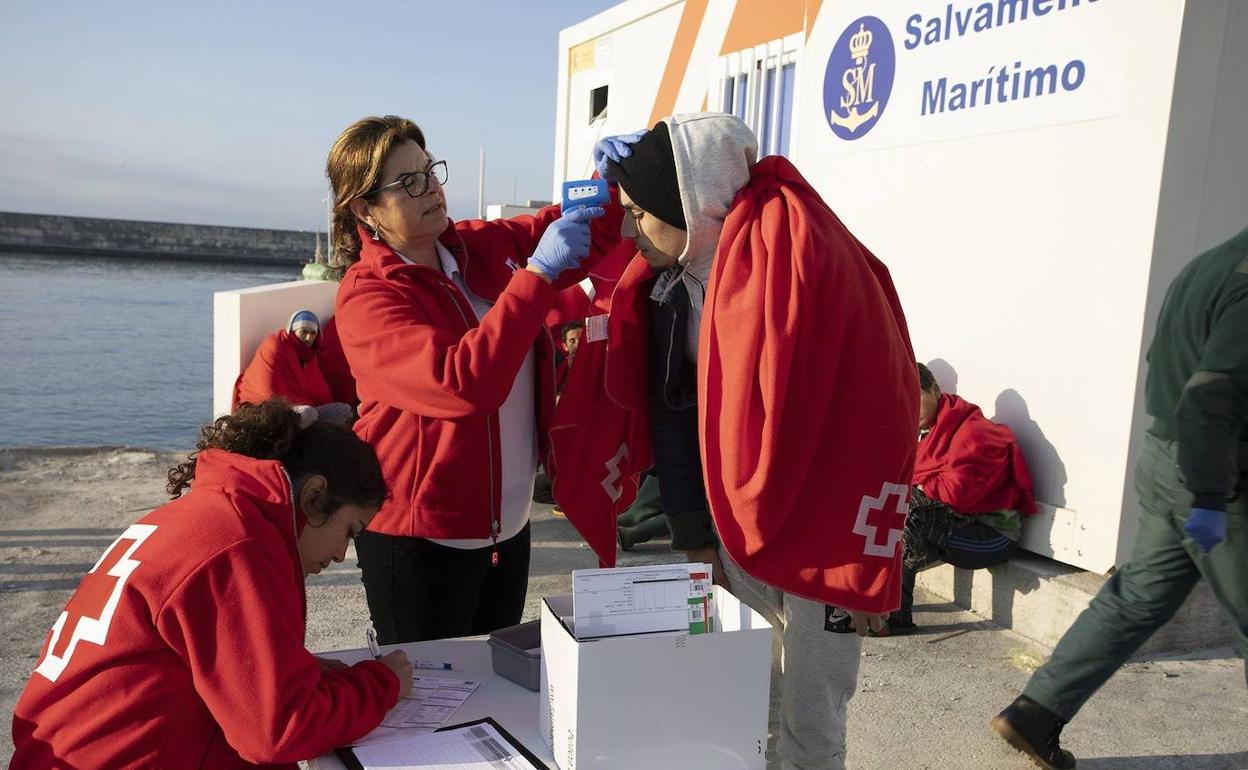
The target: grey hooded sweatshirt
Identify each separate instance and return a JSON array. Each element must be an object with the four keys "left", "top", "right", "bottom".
[
  {"left": 646, "top": 114, "right": 758, "bottom": 550},
  {"left": 649, "top": 113, "right": 758, "bottom": 362}
]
